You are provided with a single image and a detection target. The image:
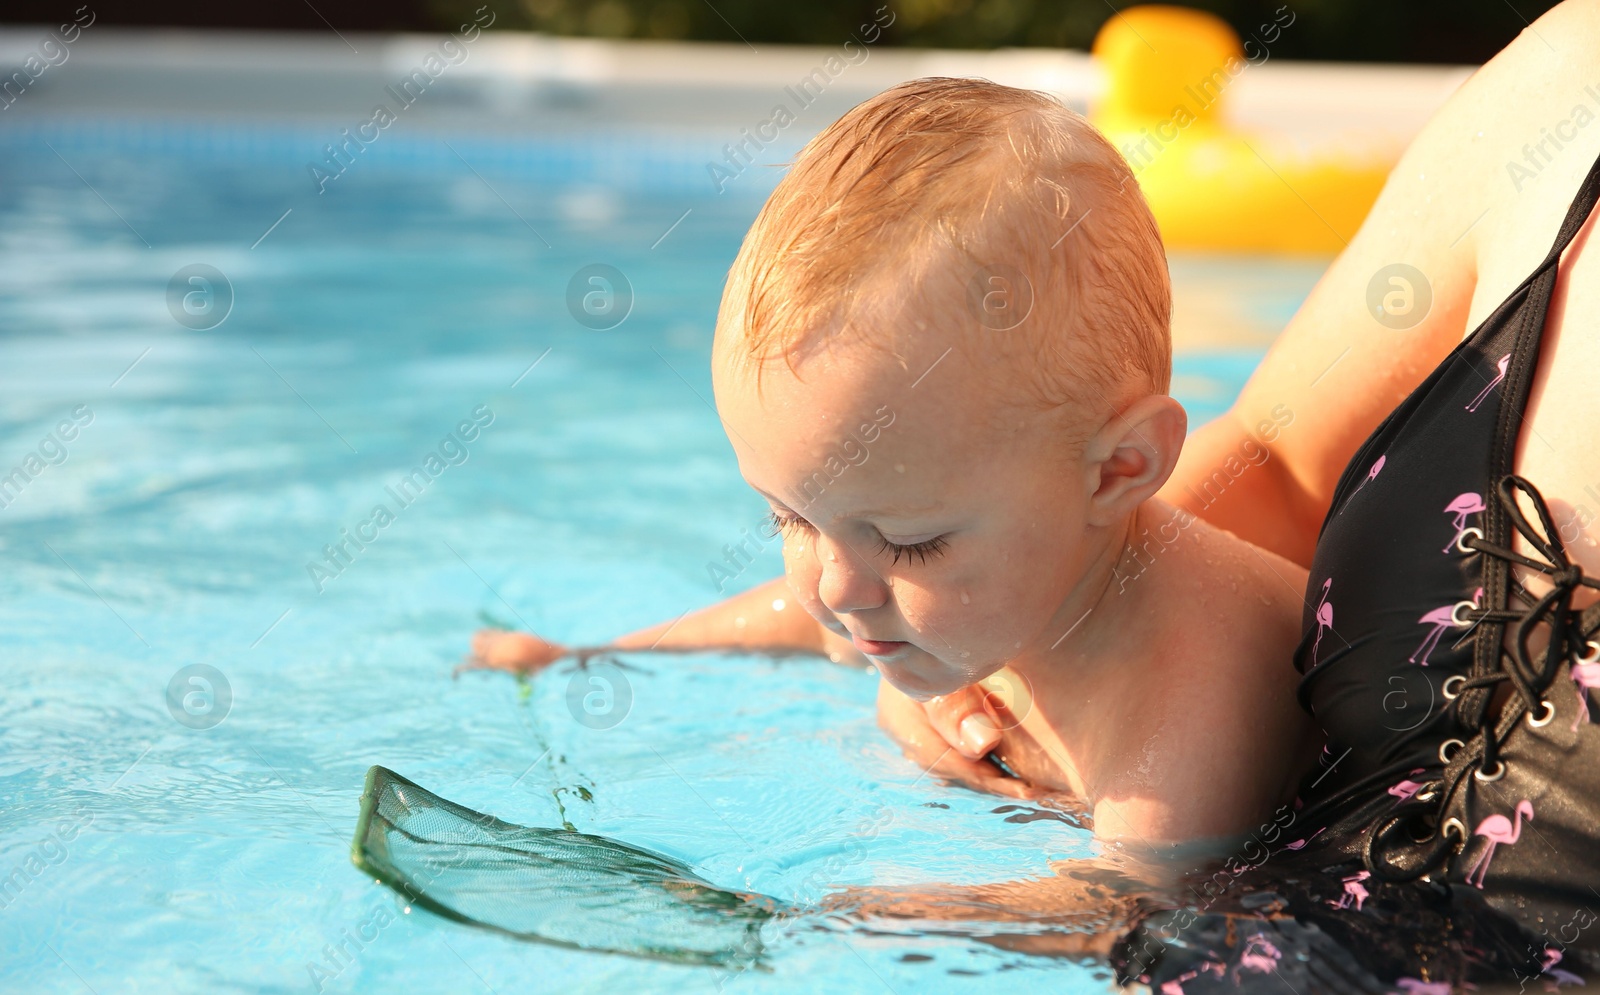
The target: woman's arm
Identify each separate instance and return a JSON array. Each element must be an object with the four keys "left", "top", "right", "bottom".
[
  {"left": 1151, "top": 28, "right": 1548, "bottom": 565},
  {"left": 468, "top": 575, "right": 869, "bottom": 672}
]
